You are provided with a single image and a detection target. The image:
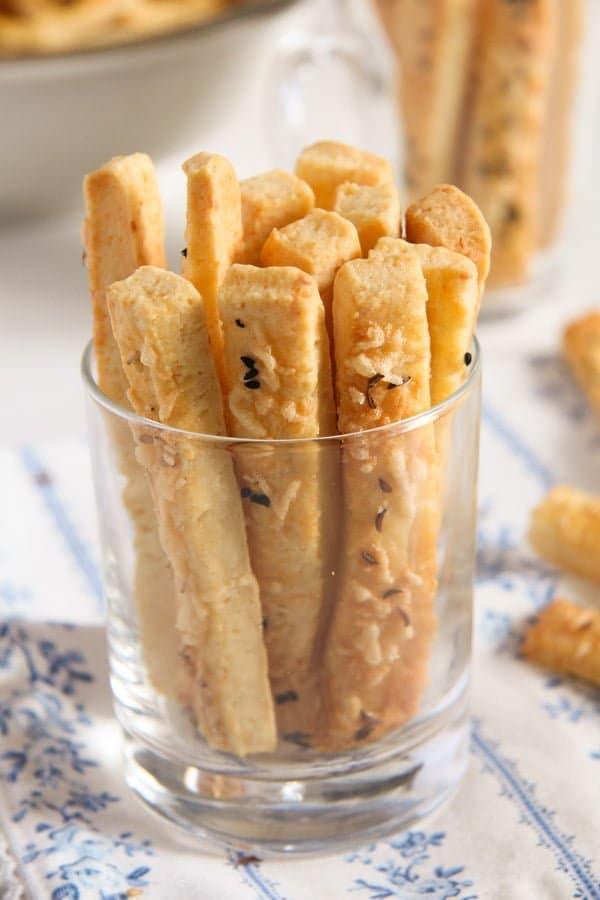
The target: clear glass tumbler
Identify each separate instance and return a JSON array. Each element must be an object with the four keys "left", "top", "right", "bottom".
[{"left": 82, "top": 337, "right": 481, "bottom": 857}]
